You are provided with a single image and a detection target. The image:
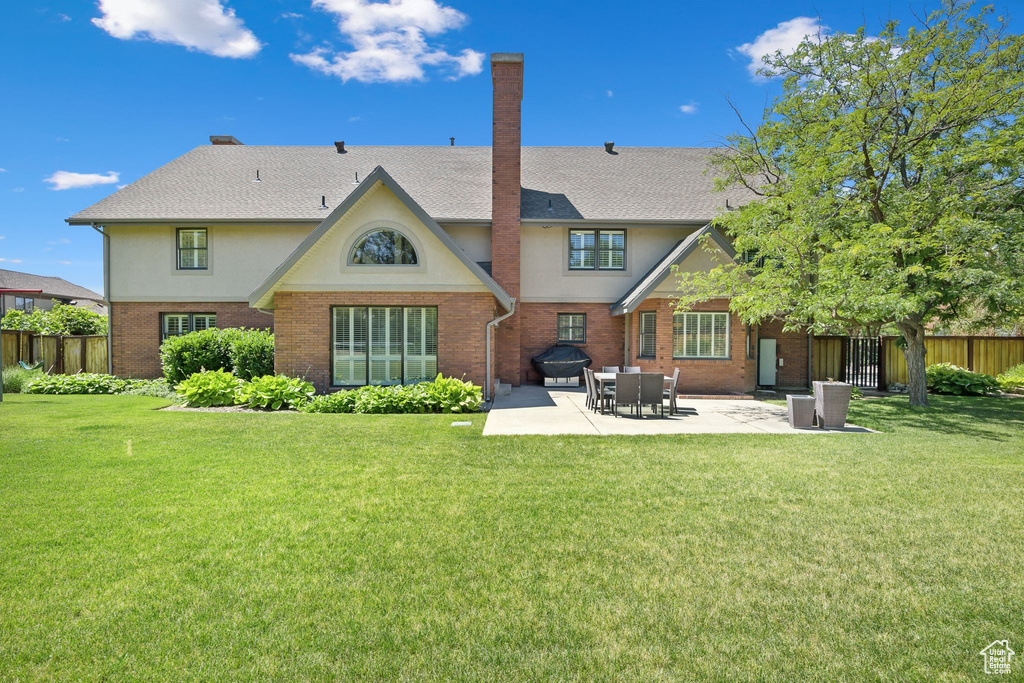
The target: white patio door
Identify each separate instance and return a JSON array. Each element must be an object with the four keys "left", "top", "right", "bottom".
[
  {"left": 403, "top": 307, "right": 438, "bottom": 383},
  {"left": 368, "top": 307, "right": 404, "bottom": 385}
]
